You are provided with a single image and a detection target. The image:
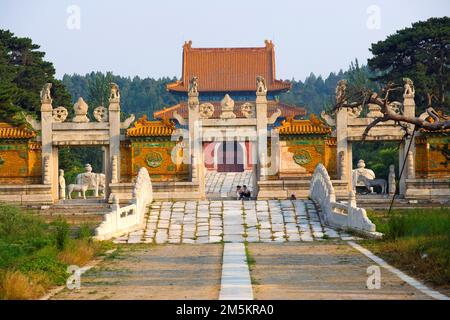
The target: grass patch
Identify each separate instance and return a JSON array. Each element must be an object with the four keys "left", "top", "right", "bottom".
[
  {"left": 244, "top": 242, "right": 259, "bottom": 285},
  {"left": 364, "top": 208, "right": 450, "bottom": 288},
  {"left": 0, "top": 204, "right": 108, "bottom": 299}
]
